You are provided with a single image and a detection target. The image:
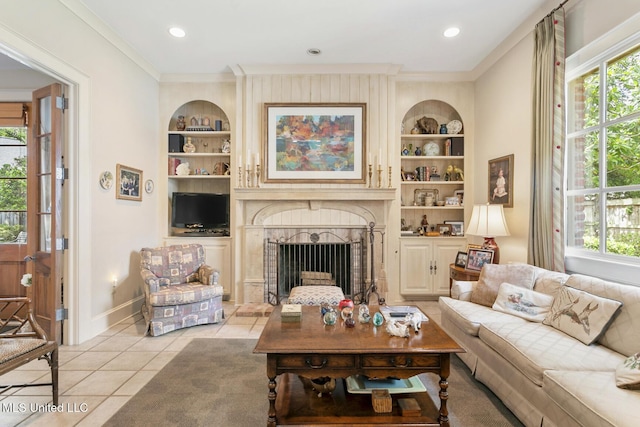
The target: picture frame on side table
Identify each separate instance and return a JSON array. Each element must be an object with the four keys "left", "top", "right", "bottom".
[
  {"left": 444, "top": 220, "right": 464, "bottom": 236},
  {"left": 465, "top": 248, "right": 495, "bottom": 271},
  {"left": 454, "top": 251, "right": 468, "bottom": 268},
  {"left": 263, "top": 103, "right": 366, "bottom": 183},
  {"left": 116, "top": 164, "right": 142, "bottom": 201},
  {"left": 488, "top": 154, "right": 514, "bottom": 208}
]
